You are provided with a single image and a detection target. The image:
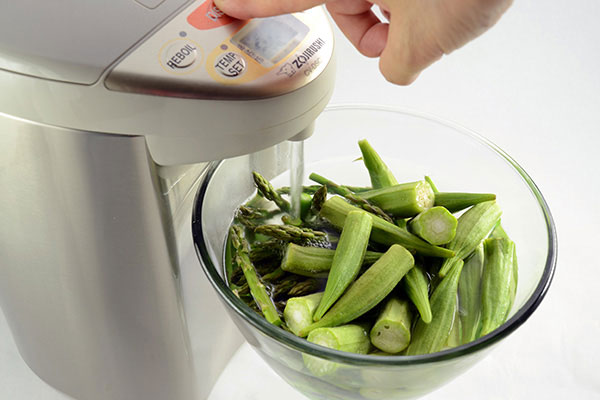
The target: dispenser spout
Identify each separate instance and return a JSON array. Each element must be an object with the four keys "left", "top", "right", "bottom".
[{"left": 288, "top": 121, "right": 315, "bottom": 142}]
